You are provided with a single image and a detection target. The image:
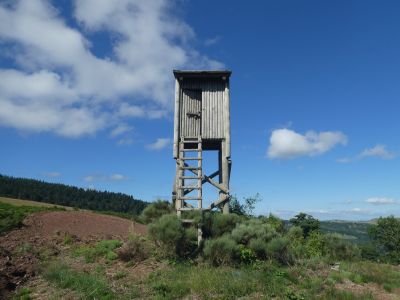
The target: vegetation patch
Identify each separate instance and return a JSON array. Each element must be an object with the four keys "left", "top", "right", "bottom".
[
  {"left": 43, "top": 262, "right": 114, "bottom": 299},
  {"left": 73, "top": 239, "right": 123, "bottom": 263}
]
